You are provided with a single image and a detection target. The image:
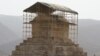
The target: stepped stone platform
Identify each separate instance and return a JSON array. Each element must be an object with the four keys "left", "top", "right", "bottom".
[{"left": 11, "top": 14, "right": 87, "bottom": 56}]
